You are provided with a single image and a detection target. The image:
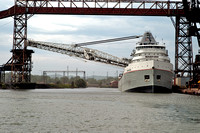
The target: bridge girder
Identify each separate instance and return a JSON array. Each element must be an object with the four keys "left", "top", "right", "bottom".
[{"left": 0, "top": 0, "right": 185, "bottom": 19}]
